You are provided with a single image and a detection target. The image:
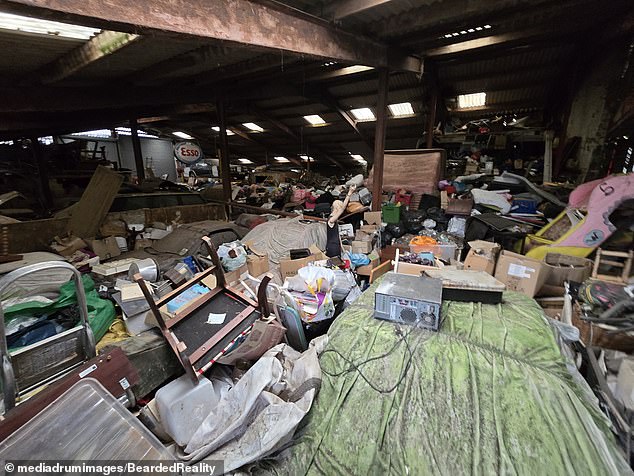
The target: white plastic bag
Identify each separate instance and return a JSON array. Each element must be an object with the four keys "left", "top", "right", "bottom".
[
  {"left": 177, "top": 339, "right": 326, "bottom": 472},
  {"left": 217, "top": 241, "right": 247, "bottom": 271}
]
